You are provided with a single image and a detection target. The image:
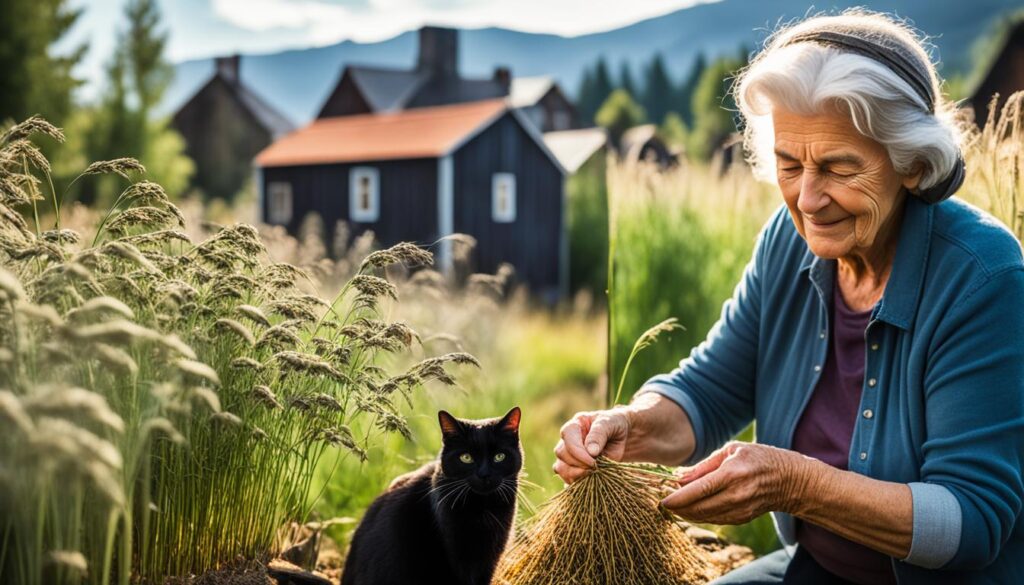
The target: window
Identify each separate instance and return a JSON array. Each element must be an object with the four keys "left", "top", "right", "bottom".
[
  {"left": 492, "top": 173, "right": 516, "bottom": 223},
  {"left": 267, "top": 182, "right": 293, "bottom": 224},
  {"left": 349, "top": 167, "right": 379, "bottom": 222}
]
